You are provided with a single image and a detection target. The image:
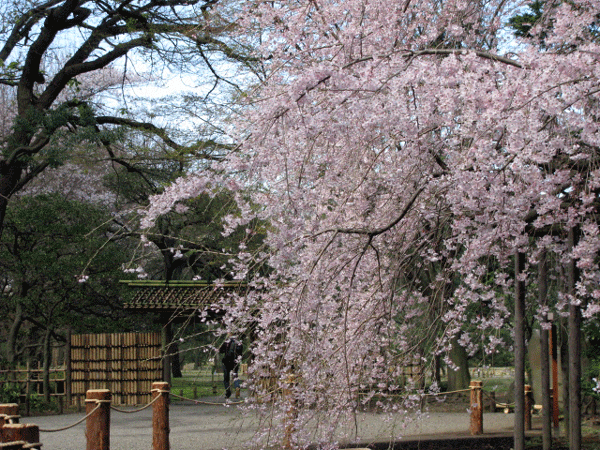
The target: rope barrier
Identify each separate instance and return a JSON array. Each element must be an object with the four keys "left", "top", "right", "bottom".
[
  {"left": 170, "top": 392, "right": 245, "bottom": 406},
  {"left": 356, "top": 387, "right": 471, "bottom": 399},
  {"left": 496, "top": 401, "right": 516, "bottom": 408},
  {"left": 39, "top": 402, "right": 102, "bottom": 433},
  {"left": 110, "top": 393, "right": 162, "bottom": 414},
  {"left": 422, "top": 388, "right": 471, "bottom": 397}
]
